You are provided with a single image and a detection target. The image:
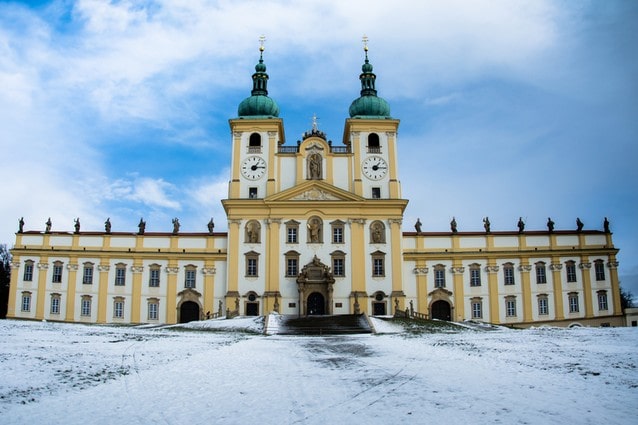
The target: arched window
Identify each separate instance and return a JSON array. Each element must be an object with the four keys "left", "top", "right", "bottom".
[
  {"left": 284, "top": 251, "right": 300, "bottom": 277},
  {"left": 23, "top": 260, "right": 34, "bottom": 281},
  {"left": 503, "top": 262, "right": 515, "bottom": 285},
  {"left": 367, "top": 133, "right": 380, "bottom": 153},
  {"left": 248, "top": 133, "right": 262, "bottom": 153},
  {"left": 469, "top": 264, "right": 481, "bottom": 286},
  {"left": 149, "top": 264, "right": 161, "bottom": 287},
  {"left": 535, "top": 261, "right": 547, "bottom": 284},
  {"left": 184, "top": 265, "right": 197, "bottom": 288},
  {"left": 434, "top": 264, "right": 446, "bottom": 288}
]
